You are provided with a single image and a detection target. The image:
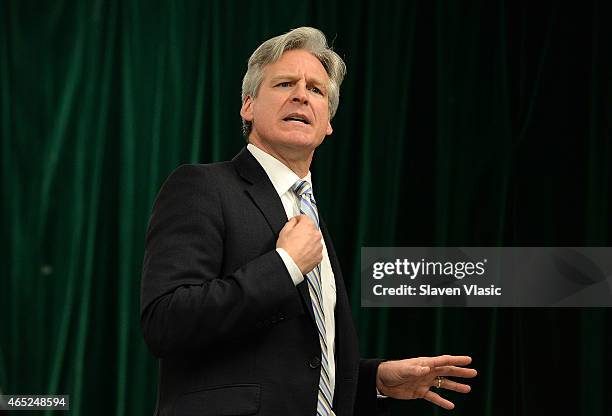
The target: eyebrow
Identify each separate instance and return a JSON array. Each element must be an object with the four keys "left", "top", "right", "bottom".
[{"left": 269, "top": 74, "right": 328, "bottom": 91}]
